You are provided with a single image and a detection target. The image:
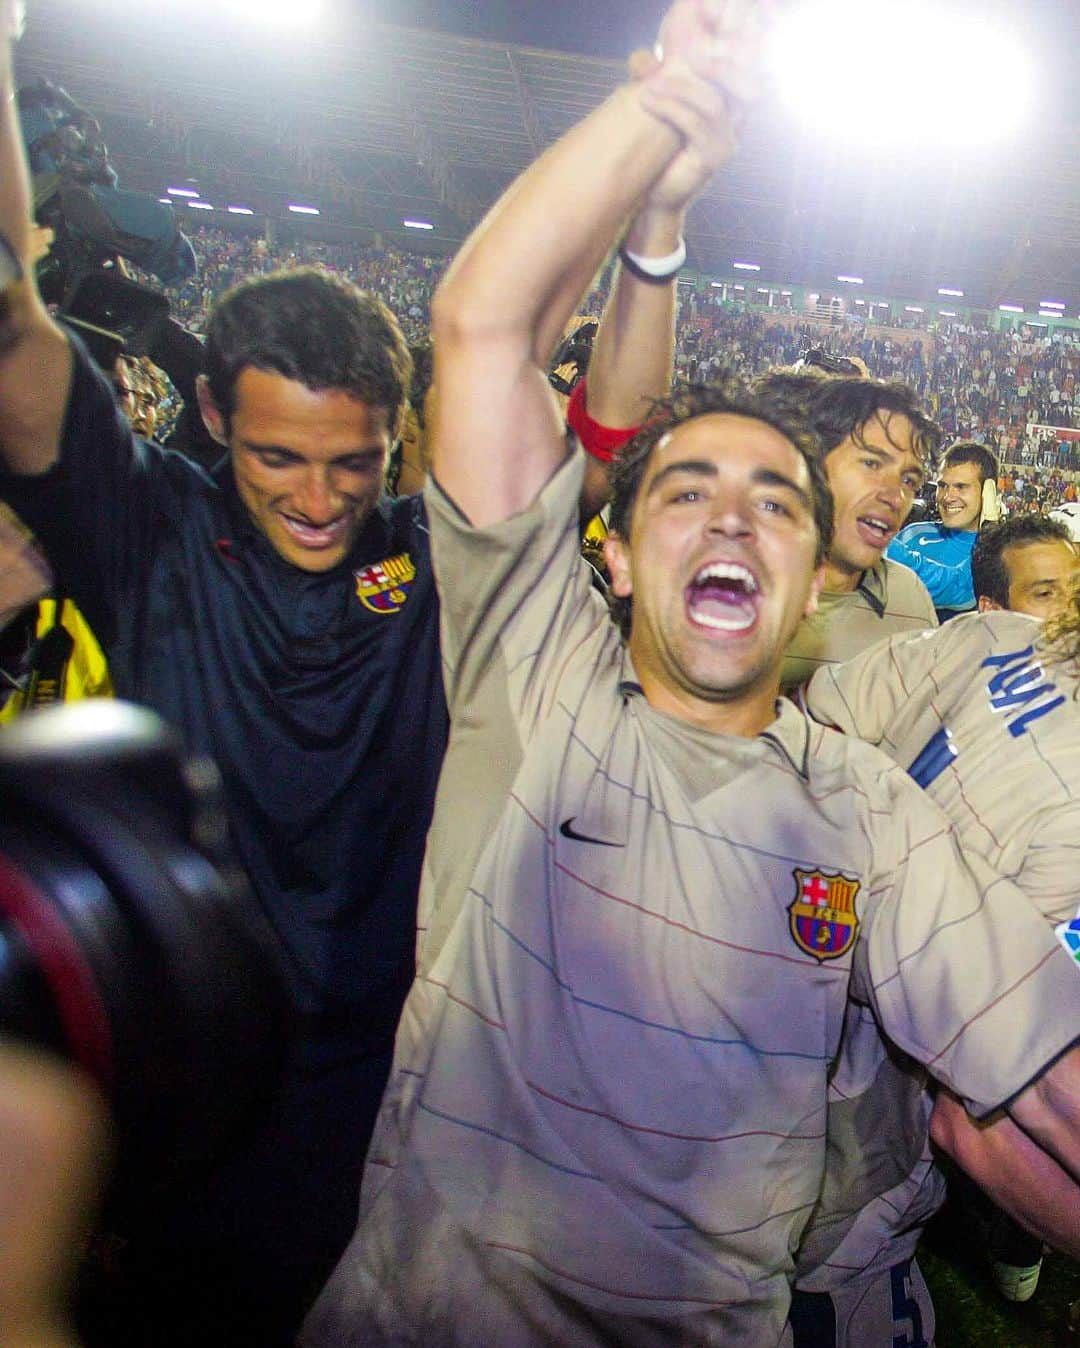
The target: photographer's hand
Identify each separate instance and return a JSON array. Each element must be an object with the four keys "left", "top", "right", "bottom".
[{"left": 0, "top": 1045, "right": 110, "bottom": 1348}]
